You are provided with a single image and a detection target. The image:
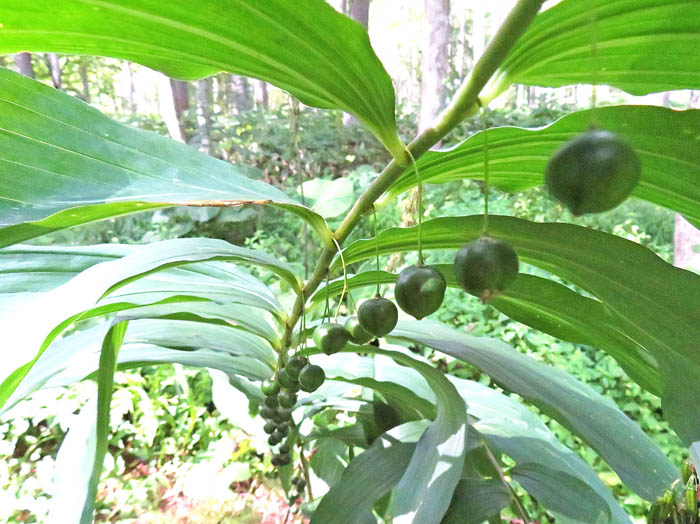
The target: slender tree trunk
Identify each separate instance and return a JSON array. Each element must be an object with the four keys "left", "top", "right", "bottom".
[
  {"left": 343, "top": 0, "right": 370, "bottom": 126},
  {"left": 169, "top": 79, "right": 189, "bottom": 142},
  {"left": 674, "top": 214, "right": 700, "bottom": 272},
  {"left": 196, "top": 77, "right": 214, "bottom": 154},
  {"left": 419, "top": 0, "right": 450, "bottom": 132},
  {"left": 13, "top": 52, "right": 35, "bottom": 78},
  {"left": 126, "top": 62, "right": 137, "bottom": 114},
  {"left": 79, "top": 62, "right": 91, "bottom": 102},
  {"left": 253, "top": 80, "right": 269, "bottom": 110},
  {"left": 156, "top": 74, "right": 186, "bottom": 143},
  {"left": 231, "top": 75, "right": 253, "bottom": 113},
  {"left": 44, "top": 53, "right": 62, "bottom": 89}
]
